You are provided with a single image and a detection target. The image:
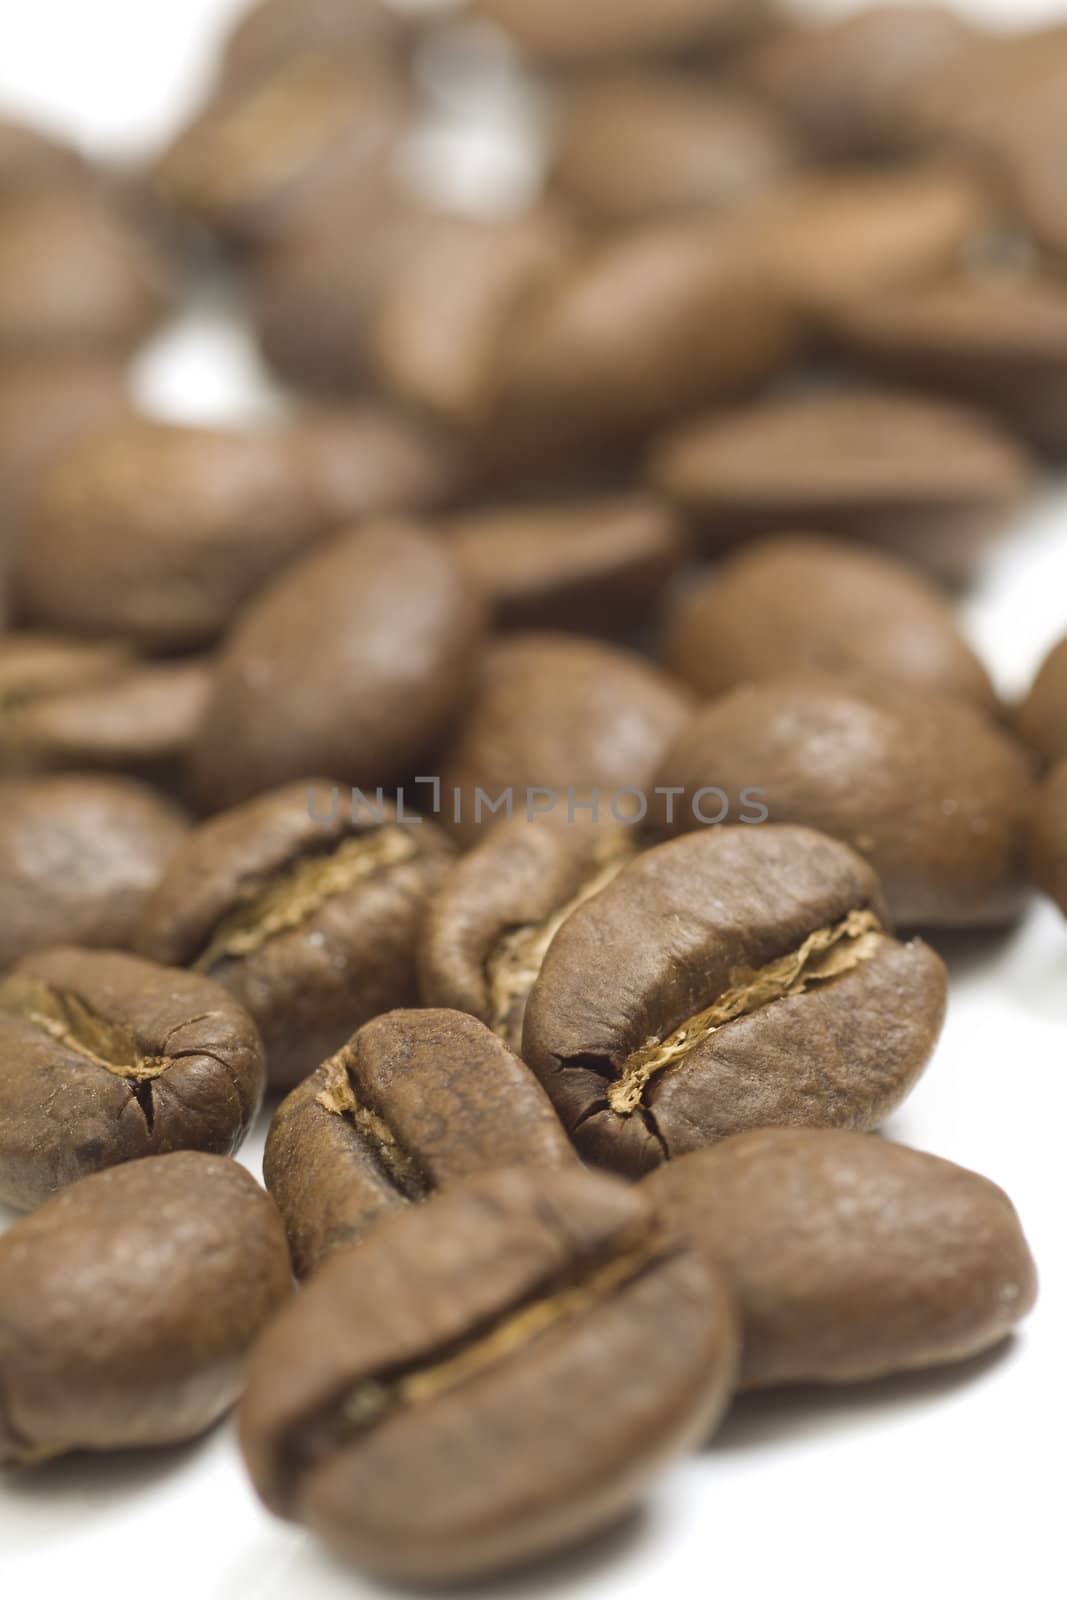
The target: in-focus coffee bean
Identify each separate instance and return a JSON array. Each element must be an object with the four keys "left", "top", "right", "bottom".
[
  {"left": 0, "top": 946, "right": 265, "bottom": 1210},
  {"left": 1018, "top": 631, "right": 1067, "bottom": 769},
  {"left": 0, "top": 774, "right": 188, "bottom": 968},
  {"left": 264, "top": 1008, "right": 574, "bottom": 1276},
  {"left": 137, "top": 785, "right": 454, "bottom": 1089},
  {"left": 522, "top": 826, "right": 947, "bottom": 1178},
  {"left": 651, "top": 677, "right": 1034, "bottom": 928},
  {"left": 644, "top": 1128, "right": 1038, "bottom": 1387},
  {"left": 239, "top": 1165, "right": 738, "bottom": 1584},
  {"left": 663, "top": 534, "right": 998, "bottom": 713},
  {"left": 0, "top": 1153, "right": 292, "bottom": 1464}
]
